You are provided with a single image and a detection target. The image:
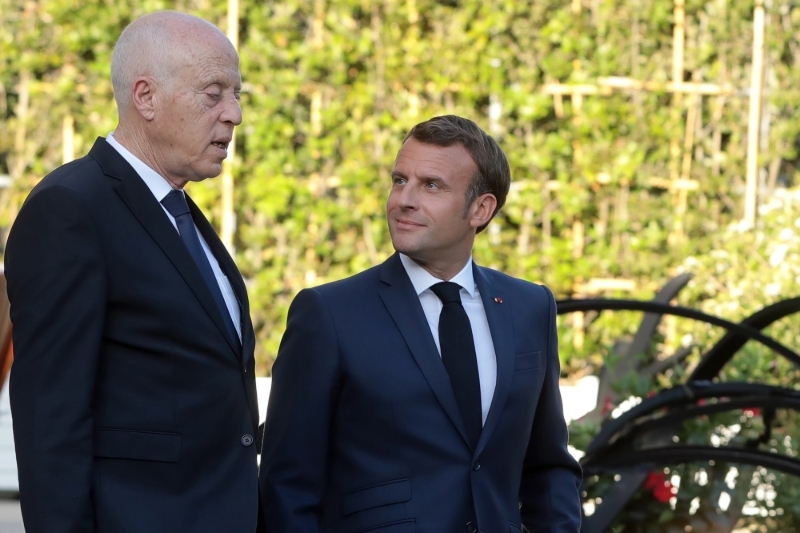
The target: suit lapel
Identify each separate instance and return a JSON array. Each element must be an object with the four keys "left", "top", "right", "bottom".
[
  {"left": 89, "top": 139, "right": 240, "bottom": 358},
  {"left": 473, "top": 264, "right": 515, "bottom": 455},
  {"left": 189, "top": 199, "right": 258, "bottom": 431},
  {"left": 189, "top": 197, "right": 253, "bottom": 366},
  {"left": 378, "top": 254, "right": 472, "bottom": 448}
]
